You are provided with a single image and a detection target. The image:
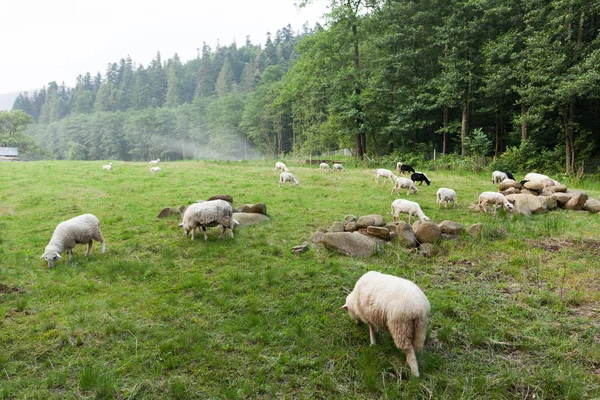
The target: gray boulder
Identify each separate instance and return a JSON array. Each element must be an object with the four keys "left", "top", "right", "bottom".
[
  {"left": 208, "top": 194, "right": 233, "bottom": 204},
  {"left": 232, "top": 212, "right": 270, "bottom": 228},
  {"left": 414, "top": 221, "right": 442, "bottom": 244},
  {"left": 396, "top": 222, "right": 418, "bottom": 248},
  {"left": 236, "top": 203, "right": 267, "bottom": 215},
  {"left": 565, "top": 192, "right": 589, "bottom": 210},
  {"left": 356, "top": 214, "right": 386, "bottom": 228},
  {"left": 499, "top": 179, "right": 522, "bottom": 191},
  {"left": 523, "top": 180, "right": 543, "bottom": 191},
  {"left": 585, "top": 199, "right": 600, "bottom": 213},
  {"left": 366, "top": 226, "right": 391, "bottom": 240},
  {"left": 438, "top": 220, "right": 464, "bottom": 235},
  {"left": 467, "top": 223, "right": 484, "bottom": 237},
  {"left": 505, "top": 194, "right": 548, "bottom": 215},
  {"left": 344, "top": 221, "right": 357, "bottom": 232},
  {"left": 331, "top": 221, "right": 345, "bottom": 232},
  {"left": 318, "top": 232, "right": 380, "bottom": 257}
]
